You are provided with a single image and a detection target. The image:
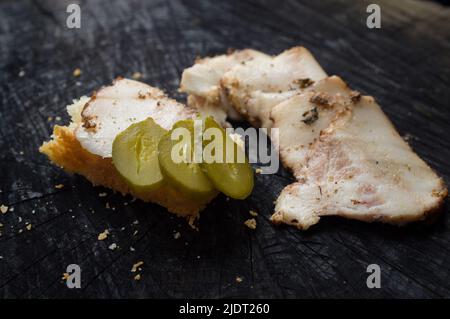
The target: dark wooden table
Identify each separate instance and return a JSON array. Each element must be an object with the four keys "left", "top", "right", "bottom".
[{"left": 0, "top": 0, "right": 449, "bottom": 298}]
